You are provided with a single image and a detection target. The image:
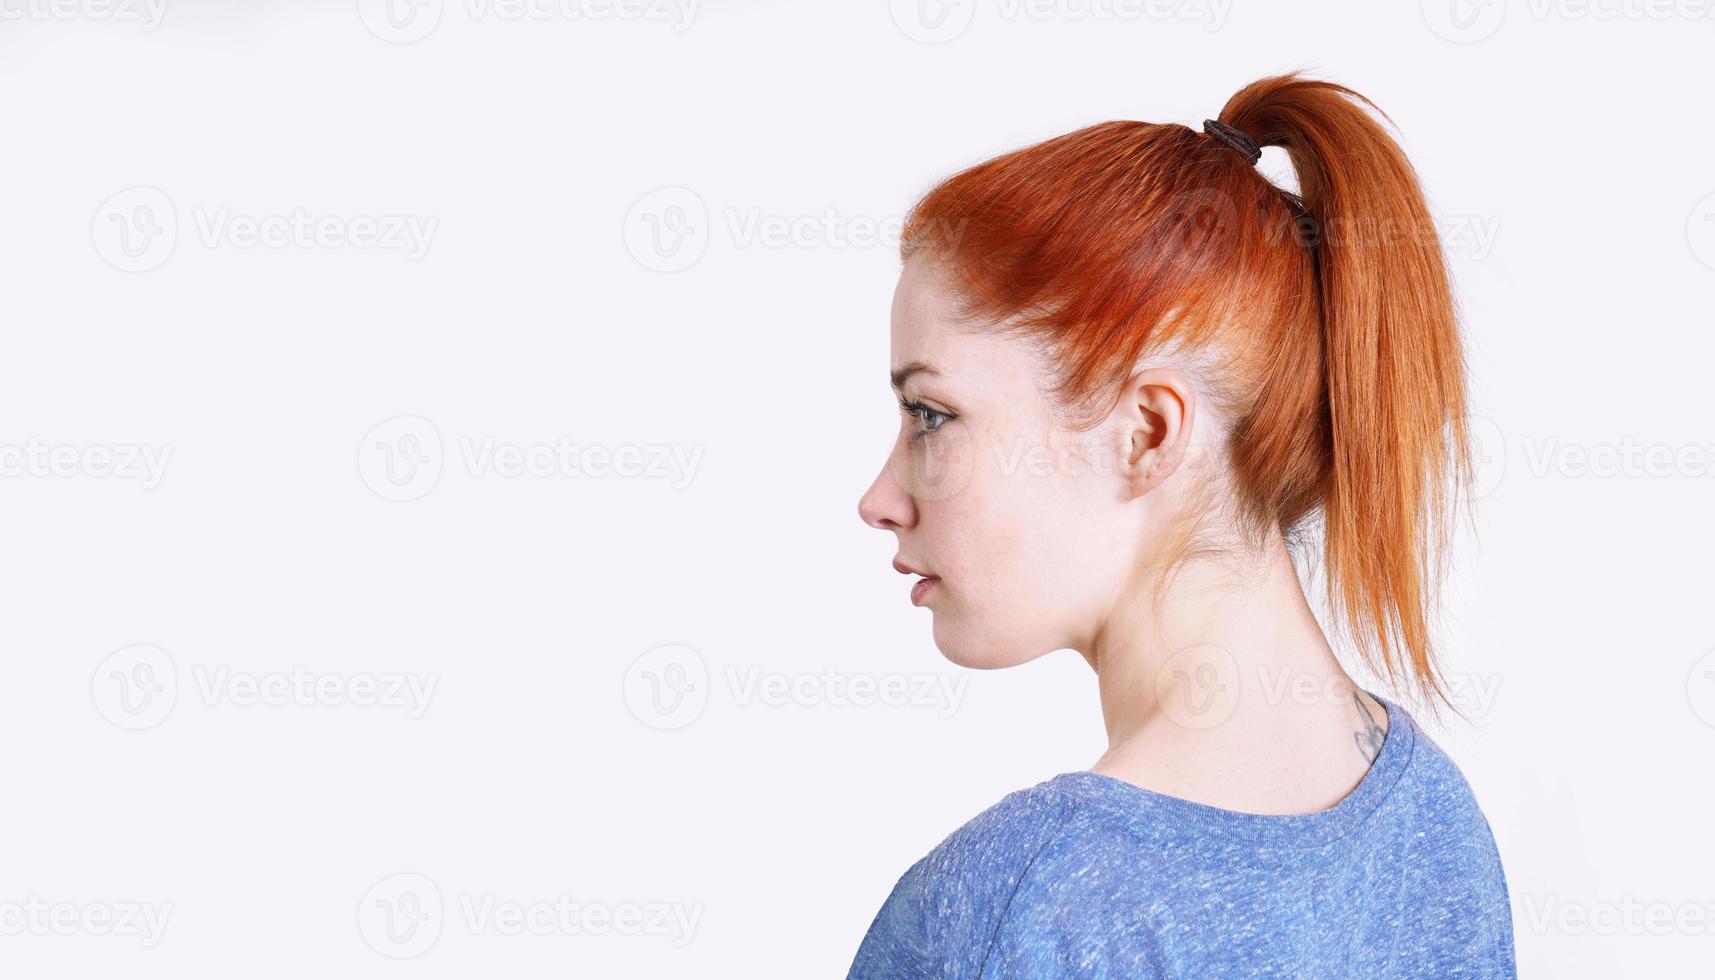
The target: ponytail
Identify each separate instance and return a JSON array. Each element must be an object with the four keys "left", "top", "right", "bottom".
[
  {"left": 1218, "top": 75, "right": 1474, "bottom": 718},
  {"left": 897, "top": 72, "right": 1475, "bottom": 717}
]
